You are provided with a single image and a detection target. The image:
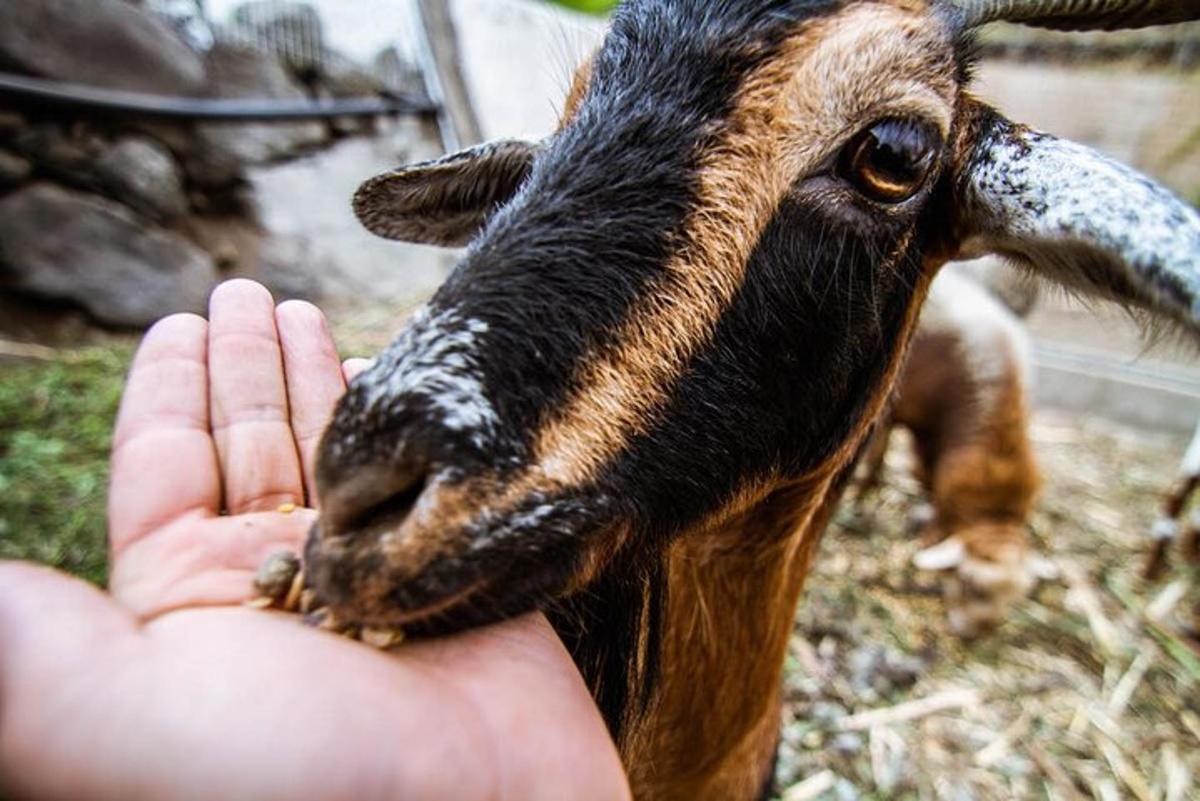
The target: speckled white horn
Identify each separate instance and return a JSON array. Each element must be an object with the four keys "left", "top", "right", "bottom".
[
  {"left": 947, "top": 0, "right": 1197, "bottom": 31},
  {"left": 956, "top": 108, "right": 1200, "bottom": 333}
]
